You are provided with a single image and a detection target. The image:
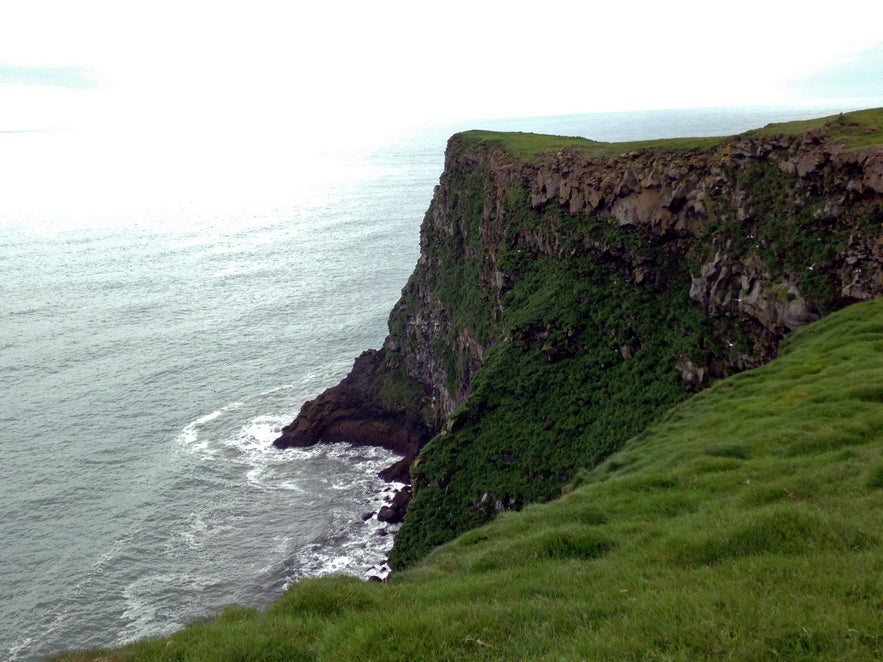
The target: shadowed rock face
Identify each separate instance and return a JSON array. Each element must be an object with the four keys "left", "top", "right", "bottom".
[
  {"left": 273, "top": 349, "right": 432, "bottom": 481},
  {"left": 274, "top": 120, "right": 883, "bottom": 509},
  {"left": 518, "top": 133, "right": 883, "bottom": 340}
]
